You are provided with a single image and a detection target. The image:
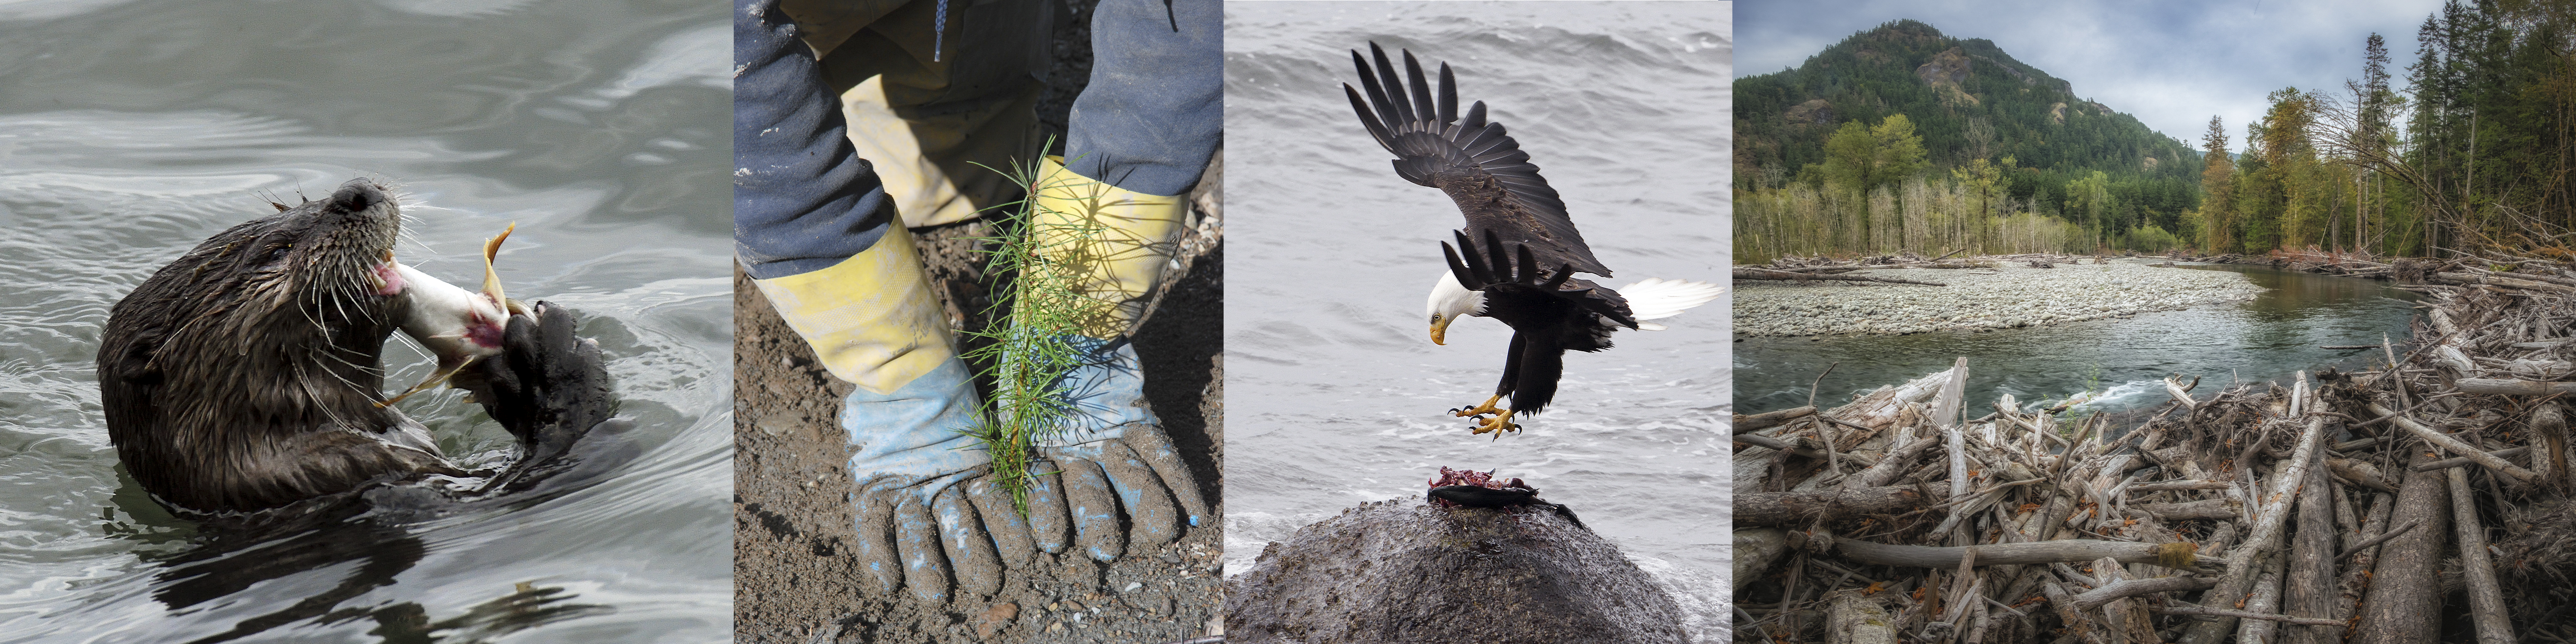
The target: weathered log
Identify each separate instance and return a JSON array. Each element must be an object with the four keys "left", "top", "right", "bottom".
[
  {"left": 2434, "top": 270, "right": 2576, "bottom": 294},
  {"left": 2537, "top": 402, "right": 2571, "bottom": 492},
  {"left": 2407, "top": 446, "right": 2528, "bottom": 471},
  {"left": 2068, "top": 576, "right": 2217, "bottom": 610},
  {"left": 1735, "top": 405, "right": 1816, "bottom": 434},
  {"left": 1735, "top": 487, "right": 1942, "bottom": 527},
  {"left": 2152, "top": 604, "right": 2344, "bottom": 626},
  {"left": 1829, "top": 537, "right": 2205, "bottom": 571},
  {"left": 1825, "top": 588, "right": 1897, "bottom": 644},
  {"left": 2334, "top": 492, "right": 2396, "bottom": 623},
  {"left": 2235, "top": 561, "right": 2285, "bottom": 643},
  {"left": 2366, "top": 401, "right": 2539, "bottom": 483},
  {"left": 2042, "top": 580, "right": 2105, "bottom": 644},
  {"left": 2135, "top": 499, "right": 2237, "bottom": 521},
  {"left": 2352, "top": 452, "right": 2449, "bottom": 644},
  {"left": 1734, "top": 529, "right": 1788, "bottom": 592},
  {"left": 2454, "top": 377, "right": 2576, "bottom": 396},
  {"left": 2284, "top": 435, "right": 2338, "bottom": 644},
  {"left": 2130, "top": 480, "right": 2231, "bottom": 492},
  {"left": 2327, "top": 458, "right": 2396, "bottom": 491},
  {"left": 1847, "top": 436, "right": 1940, "bottom": 491},
  {"left": 2446, "top": 467, "right": 2513, "bottom": 644},
  {"left": 1733, "top": 433, "right": 1877, "bottom": 467},
  {"left": 1734, "top": 267, "right": 1947, "bottom": 286},
  {"left": 2179, "top": 415, "right": 2326, "bottom": 644}
]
